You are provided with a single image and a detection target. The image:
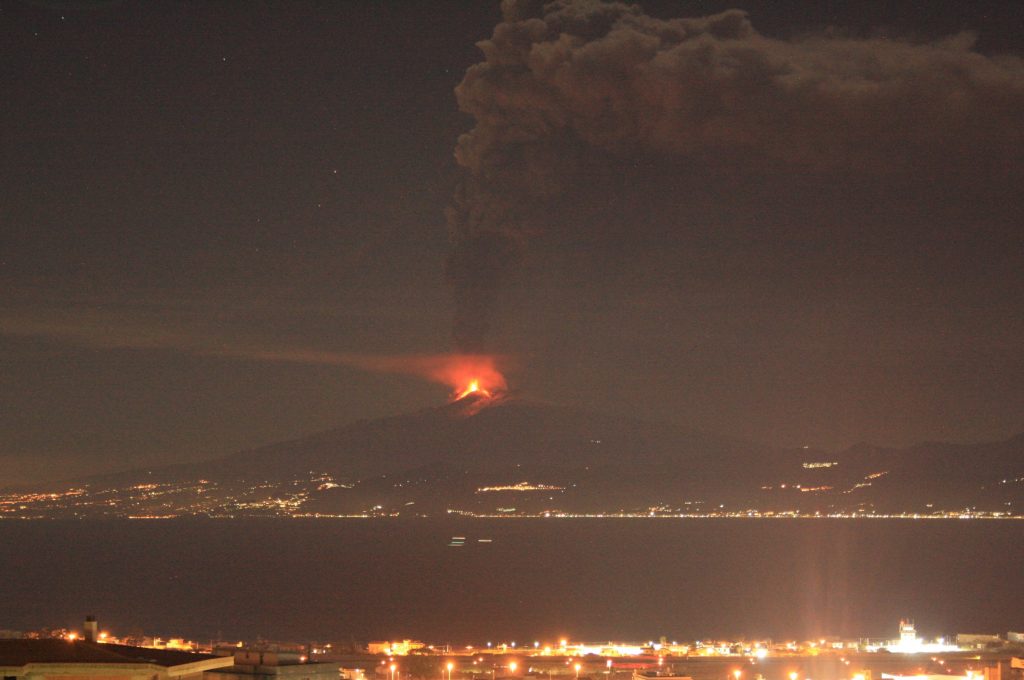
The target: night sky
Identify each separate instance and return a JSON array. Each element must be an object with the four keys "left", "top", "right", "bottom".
[{"left": 2, "top": 0, "right": 1023, "bottom": 486}]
